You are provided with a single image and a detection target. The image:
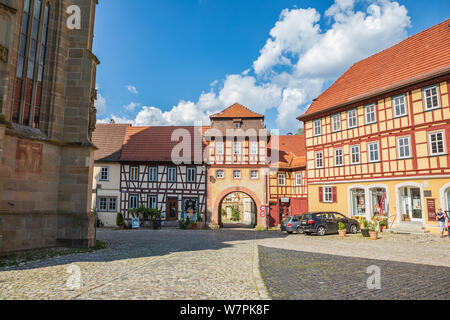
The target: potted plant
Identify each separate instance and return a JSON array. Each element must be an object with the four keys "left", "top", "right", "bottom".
[
  {"left": 338, "top": 222, "right": 347, "bottom": 237},
  {"left": 178, "top": 217, "right": 186, "bottom": 230},
  {"left": 196, "top": 213, "right": 204, "bottom": 229},
  {"left": 379, "top": 216, "right": 388, "bottom": 232},
  {"left": 361, "top": 218, "right": 370, "bottom": 237},
  {"left": 116, "top": 212, "right": 125, "bottom": 229},
  {"left": 368, "top": 220, "right": 378, "bottom": 240}
]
